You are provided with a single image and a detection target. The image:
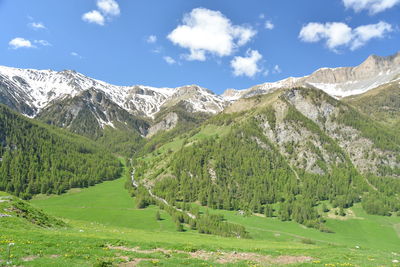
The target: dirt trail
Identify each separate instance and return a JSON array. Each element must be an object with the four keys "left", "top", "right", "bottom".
[
  {"left": 109, "top": 245, "right": 312, "bottom": 265},
  {"left": 130, "top": 163, "right": 196, "bottom": 219}
]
